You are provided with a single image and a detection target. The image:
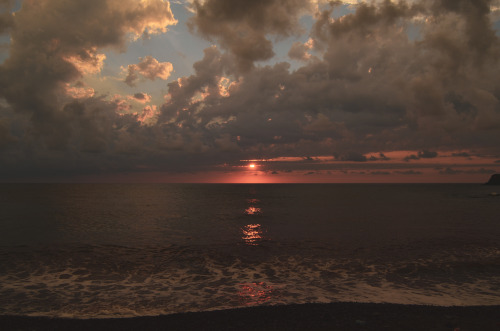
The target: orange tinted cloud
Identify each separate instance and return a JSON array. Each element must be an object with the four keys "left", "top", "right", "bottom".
[{"left": 124, "top": 56, "right": 174, "bottom": 87}]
